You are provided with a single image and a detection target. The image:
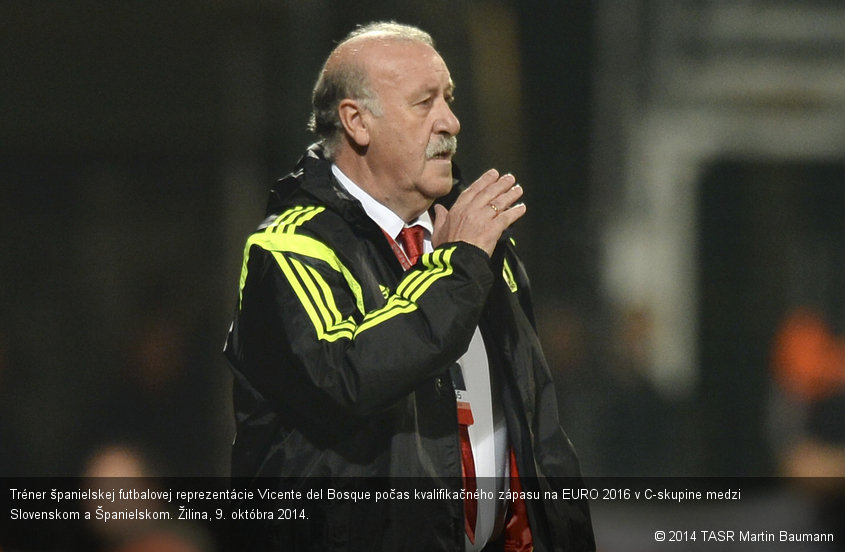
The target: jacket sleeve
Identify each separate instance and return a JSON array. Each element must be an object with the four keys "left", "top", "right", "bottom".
[{"left": 226, "top": 218, "right": 494, "bottom": 417}]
